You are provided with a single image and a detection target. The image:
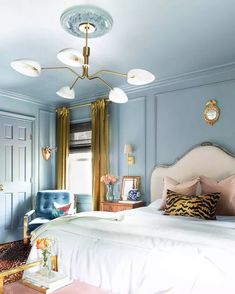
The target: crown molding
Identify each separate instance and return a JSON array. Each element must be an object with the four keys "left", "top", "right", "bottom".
[
  {"left": 0, "top": 88, "right": 55, "bottom": 109},
  {"left": 121, "top": 61, "right": 235, "bottom": 95},
  {"left": 60, "top": 61, "right": 235, "bottom": 105}
]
